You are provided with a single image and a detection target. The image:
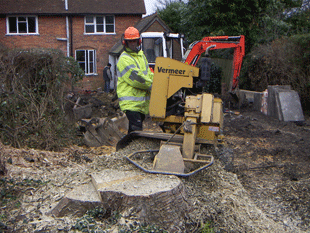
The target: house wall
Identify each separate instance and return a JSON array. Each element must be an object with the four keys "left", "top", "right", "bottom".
[
  {"left": 0, "top": 16, "right": 67, "bottom": 53},
  {"left": 0, "top": 14, "right": 142, "bottom": 91},
  {"left": 73, "top": 15, "right": 141, "bottom": 91}
]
